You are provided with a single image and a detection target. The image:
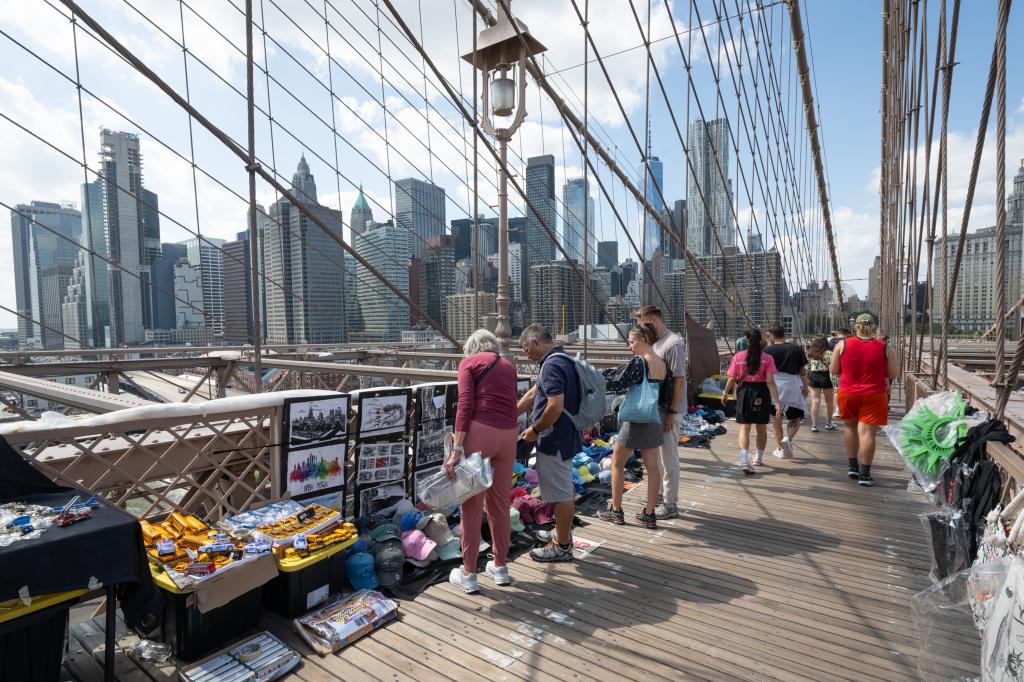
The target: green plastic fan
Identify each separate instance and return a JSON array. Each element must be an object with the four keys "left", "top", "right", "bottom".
[{"left": 898, "top": 395, "right": 966, "bottom": 475}]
